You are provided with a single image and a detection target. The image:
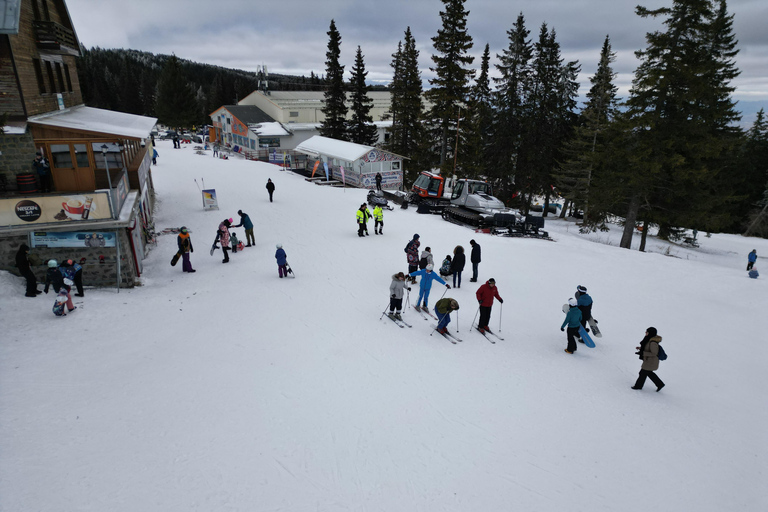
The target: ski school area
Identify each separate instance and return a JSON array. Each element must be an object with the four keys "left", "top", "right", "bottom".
[{"left": 2, "top": 138, "right": 766, "bottom": 512}]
